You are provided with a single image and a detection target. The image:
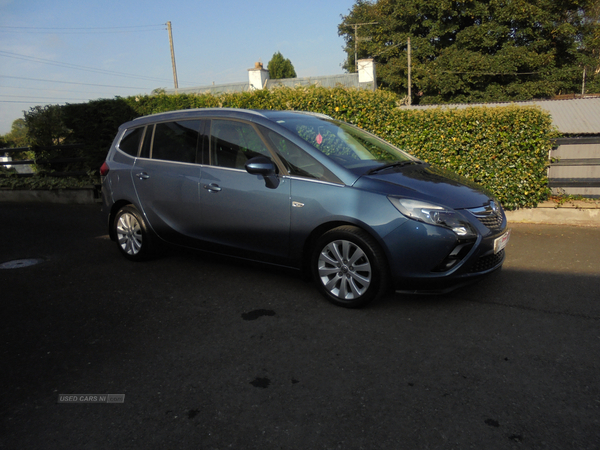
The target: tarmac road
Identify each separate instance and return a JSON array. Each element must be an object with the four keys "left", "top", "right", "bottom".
[{"left": 1, "top": 203, "right": 599, "bottom": 449}]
